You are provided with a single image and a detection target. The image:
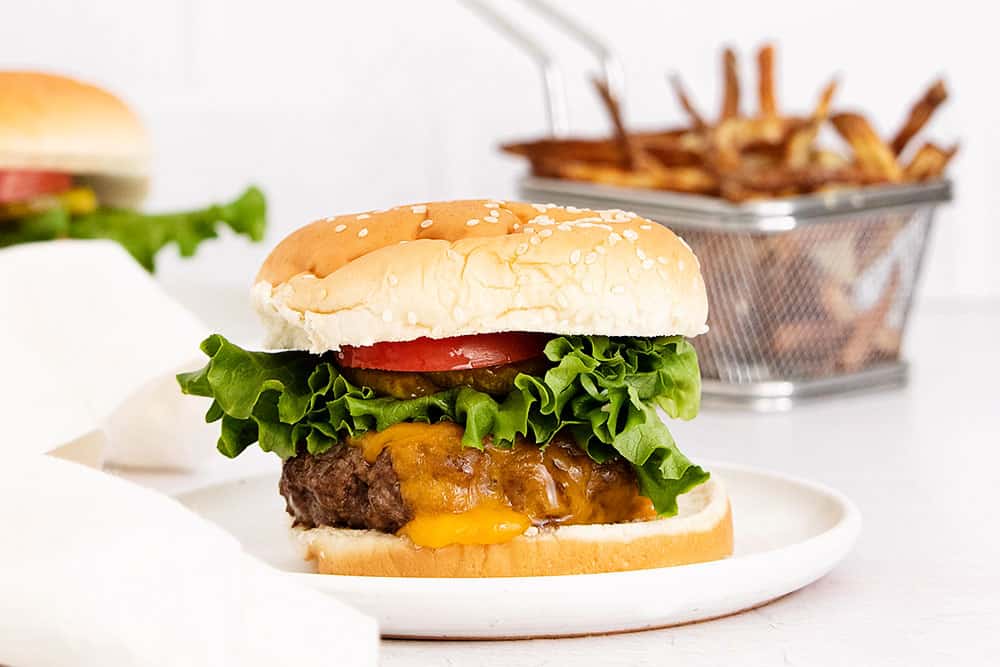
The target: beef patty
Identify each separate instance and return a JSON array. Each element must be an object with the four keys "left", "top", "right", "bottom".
[
  {"left": 280, "top": 425, "right": 654, "bottom": 534},
  {"left": 280, "top": 445, "right": 411, "bottom": 532}
]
